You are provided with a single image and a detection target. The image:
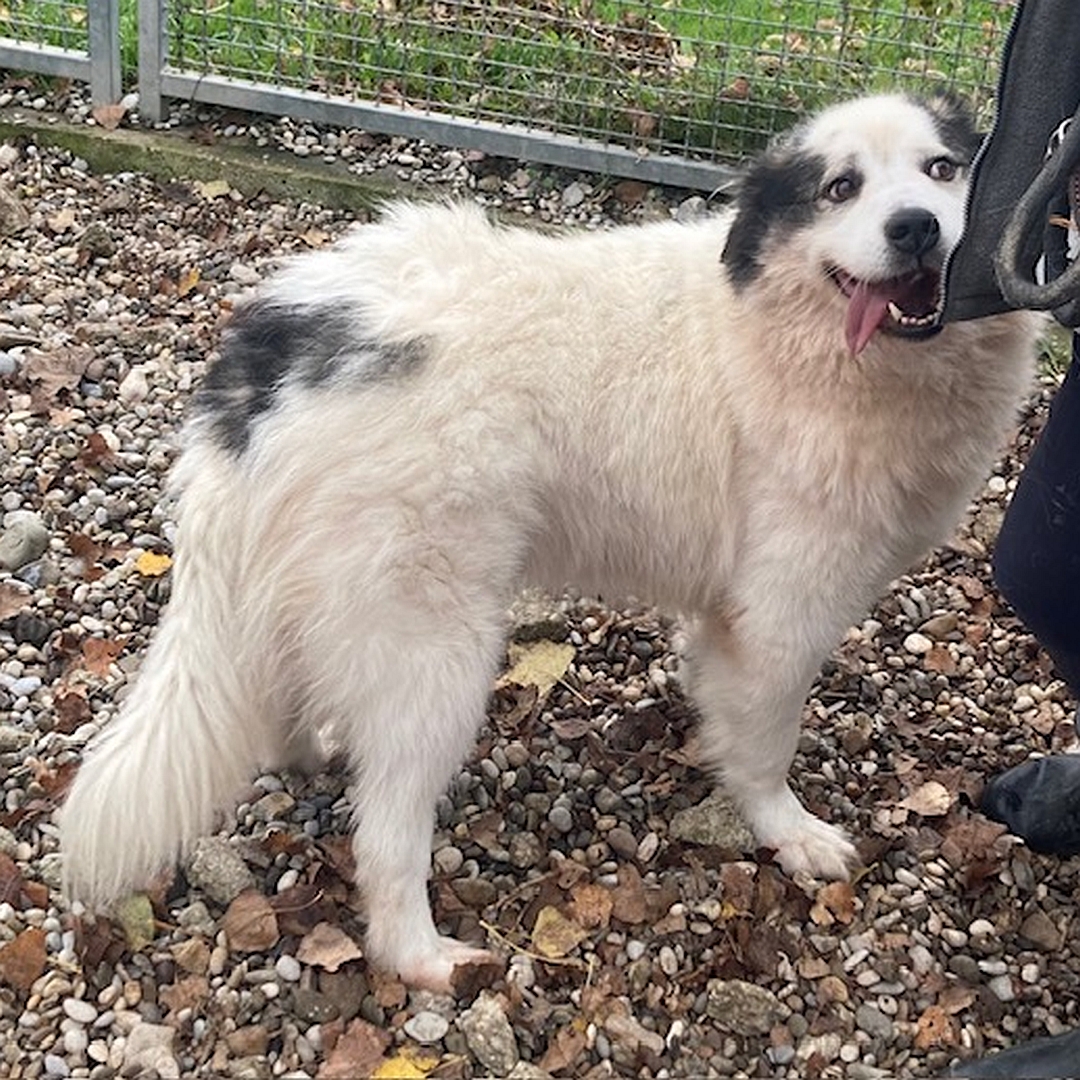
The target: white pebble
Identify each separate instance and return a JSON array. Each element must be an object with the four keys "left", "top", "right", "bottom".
[
  {"left": 275, "top": 954, "right": 301, "bottom": 982},
  {"left": 62, "top": 997, "right": 98, "bottom": 1025},
  {"left": 969, "top": 918, "right": 996, "bottom": 938},
  {"left": 989, "top": 974, "right": 1015, "bottom": 1002},
  {"left": 903, "top": 632, "right": 933, "bottom": 655}
]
